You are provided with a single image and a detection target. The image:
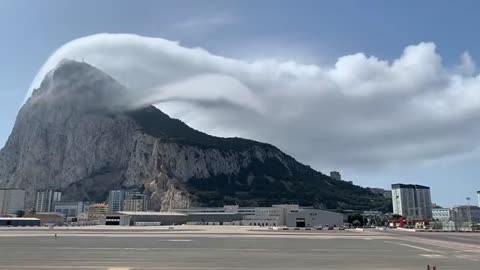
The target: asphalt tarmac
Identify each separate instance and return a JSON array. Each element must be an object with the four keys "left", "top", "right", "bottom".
[{"left": 0, "top": 228, "right": 478, "bottom": 270}]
